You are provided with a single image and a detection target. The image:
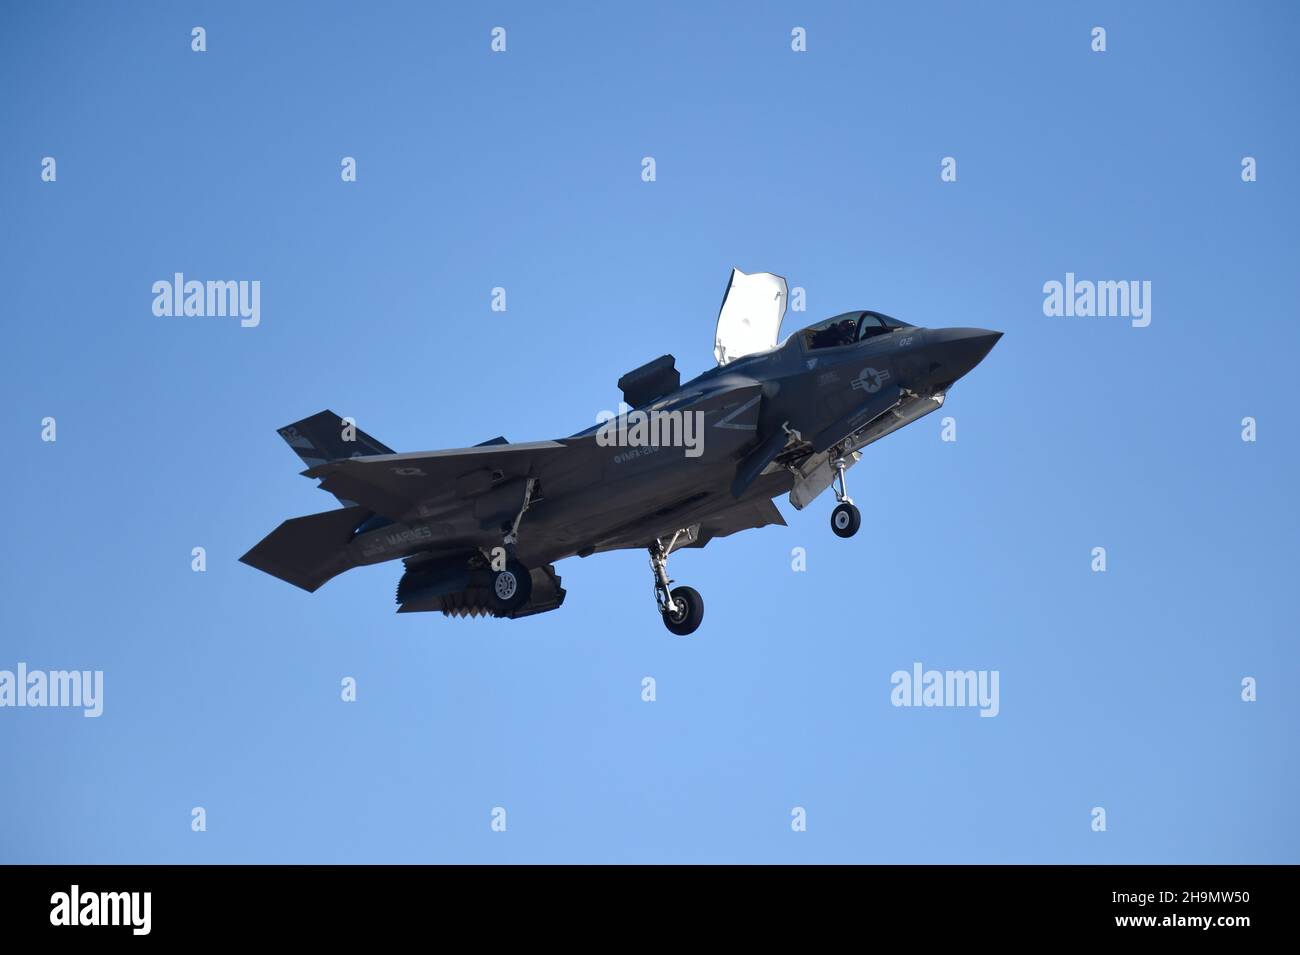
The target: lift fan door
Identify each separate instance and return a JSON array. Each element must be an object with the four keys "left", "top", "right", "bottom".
[{"left": 714, "top": 268, "right": 788, "bottom": 366}]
